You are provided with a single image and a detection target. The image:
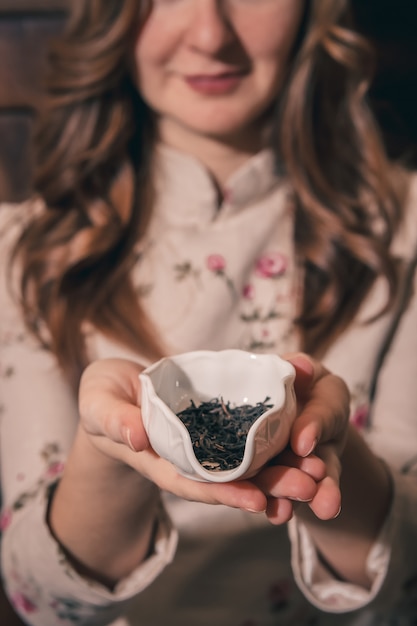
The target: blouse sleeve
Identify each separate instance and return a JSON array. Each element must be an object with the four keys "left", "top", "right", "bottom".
[
  {"left": 0, "top": 204, "right": 178, "bottom": 626},
  {"left": 288, "top": 185, "right": 417, "bottom": 616},
  {"left": 289, "top": 270, "right": 417, "bottom": 614}
]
